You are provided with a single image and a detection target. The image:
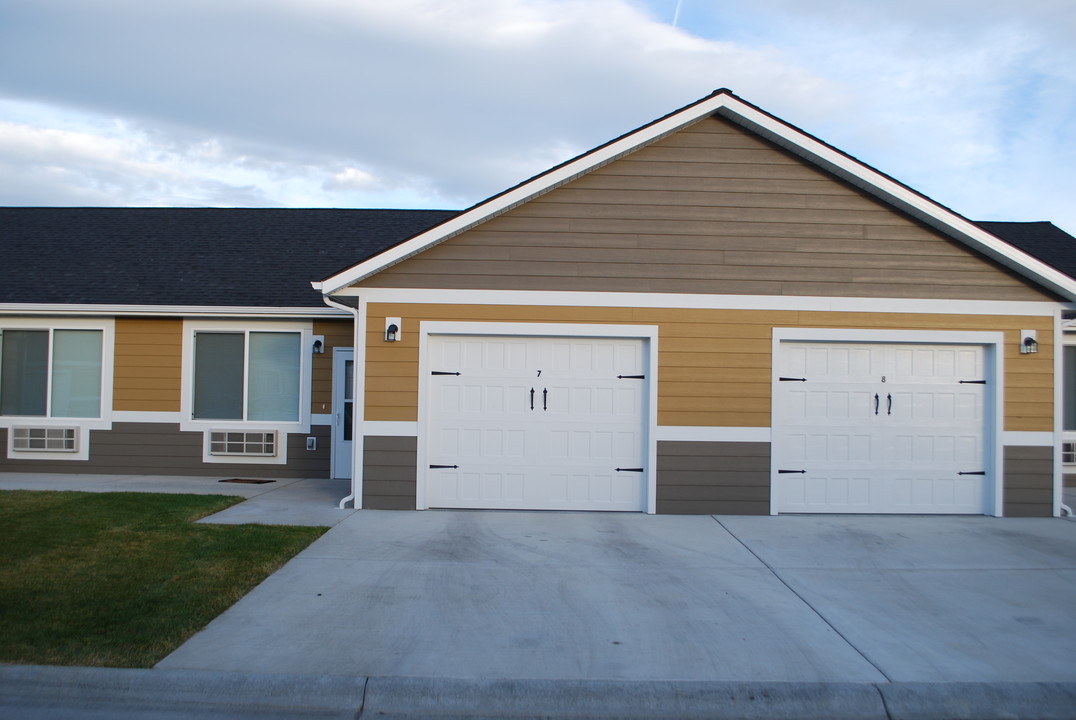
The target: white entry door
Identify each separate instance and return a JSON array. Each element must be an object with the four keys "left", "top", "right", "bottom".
[
  {"left": 331, "top": 348, "right": 354, "bottom": 479},
  {"left": 425, "top": 335, "right": 648, "bottom": 511},
  {"left": 774, "top": 342, "right": 990, "bottom": 514}
]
